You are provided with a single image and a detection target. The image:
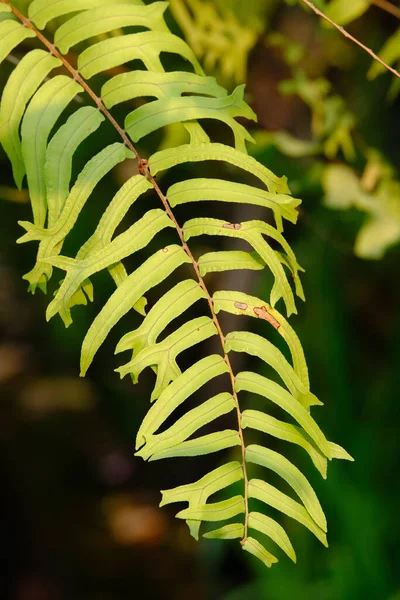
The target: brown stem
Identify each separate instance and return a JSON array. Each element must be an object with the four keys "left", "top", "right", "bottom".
[
  {"left": 371, "top": 0, "right": 400, "bottom": 19},
  {"left": 299, "top": 0, "right": 400, "bottom": 79},
  {"left": 2, "top": 0, "right": 250, "bottom": 540}
]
